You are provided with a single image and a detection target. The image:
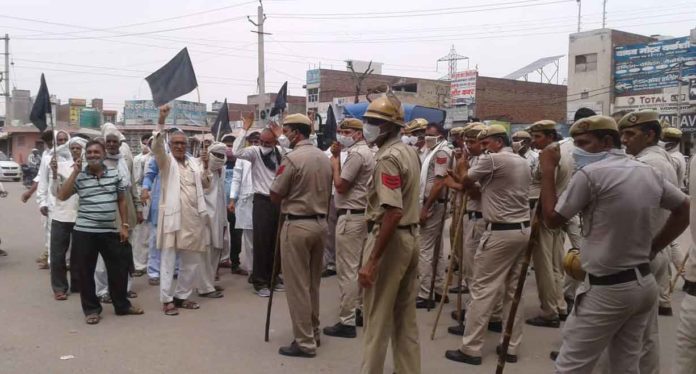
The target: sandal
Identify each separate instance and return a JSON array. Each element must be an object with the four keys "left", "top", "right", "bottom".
[
  {"left": 198, "top": 290, "right": 224, "bottom": 298},
  {"left": 127, "top": 291, "right": 138, "bottom": 299},
  {"left": 120, "top": 305, "right": 144, "bottom": 315},
  {"left": 174, "top": 298, "right": 200, "bottom": 309},
  {"left": 85, "top": 314, "right": 101, "bottom": 325},
  {"left": 214, "top": 285, "right": 225, "bottom": 292},
  {"left": 163, "top": 302, "right": 179, "bottom": 316},
  {"left": 54, "top": 292, "right": 68, "bottom": 301},
  {"left": 99, "top": 295, "right": 112, "bottom": 304}
]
